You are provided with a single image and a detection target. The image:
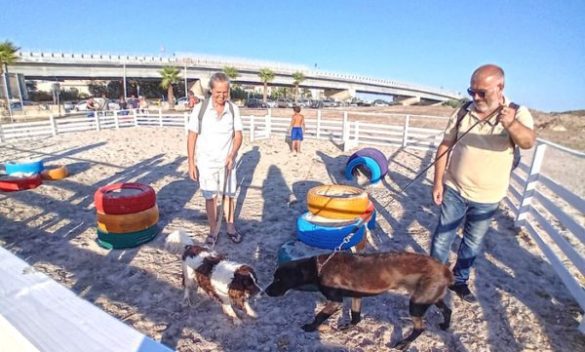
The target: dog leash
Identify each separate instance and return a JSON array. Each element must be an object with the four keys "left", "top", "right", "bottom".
[{"left": 317, "top": 103, "right": 506, "bottom": 275}]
